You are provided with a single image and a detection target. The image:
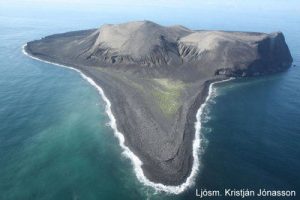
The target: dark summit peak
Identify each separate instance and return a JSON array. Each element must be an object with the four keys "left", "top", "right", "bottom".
[{"left": 82, "top": 21, "right": 192, "bottom": 66}]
